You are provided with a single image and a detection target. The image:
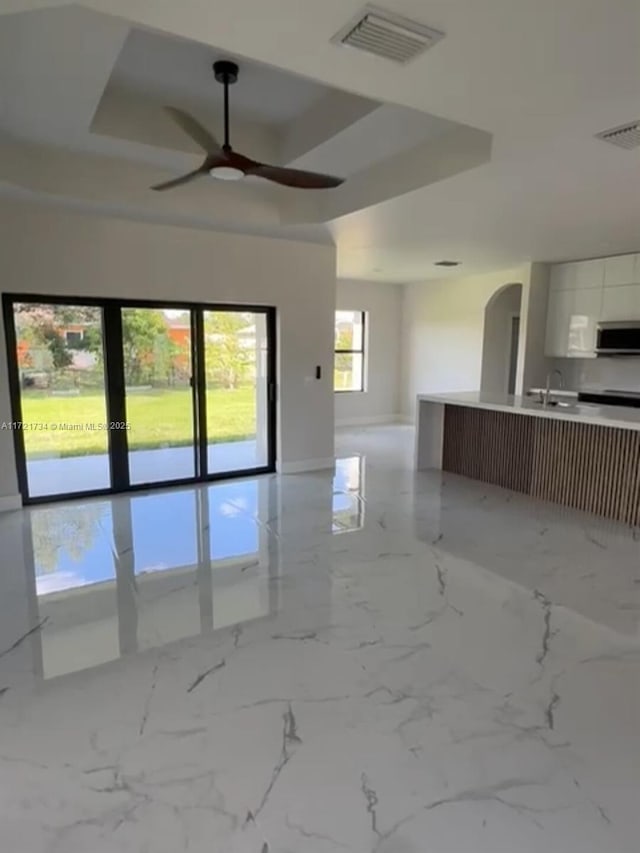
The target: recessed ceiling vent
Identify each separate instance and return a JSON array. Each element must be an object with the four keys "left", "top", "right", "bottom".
[
  {"left": 596, "top": 121, "right": 640, "bottom": 150},
  {"left": 332, "top": 5, "right": 445, "bottom": 64}
]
